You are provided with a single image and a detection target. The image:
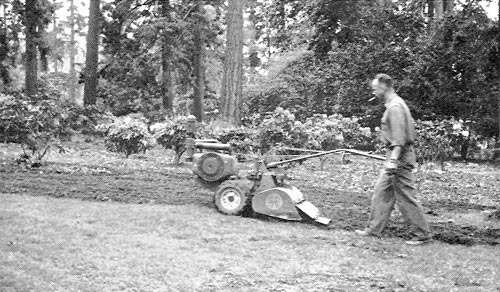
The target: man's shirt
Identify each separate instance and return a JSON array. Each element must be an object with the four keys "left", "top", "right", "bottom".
[{"left": 380, "top": 95, "right": 417, "bottom": 167}]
